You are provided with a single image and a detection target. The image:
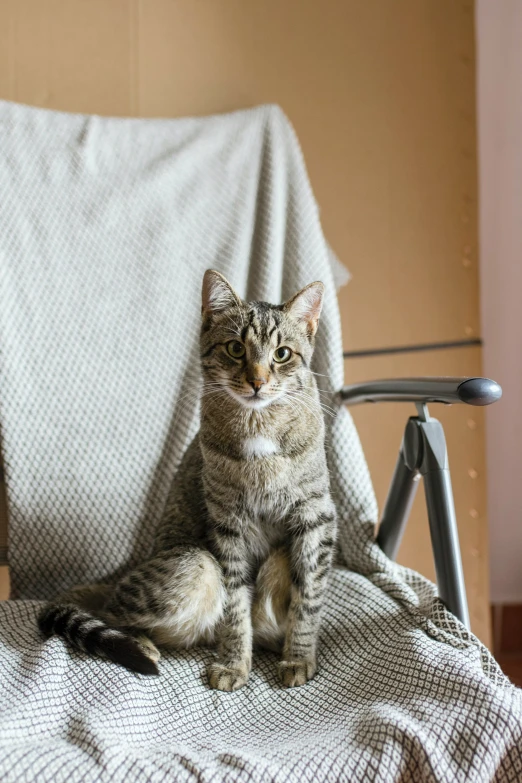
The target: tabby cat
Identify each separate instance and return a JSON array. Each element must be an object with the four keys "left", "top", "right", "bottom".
[{"left": 39, "top": 270, "right": 338, "bottom": 691}]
